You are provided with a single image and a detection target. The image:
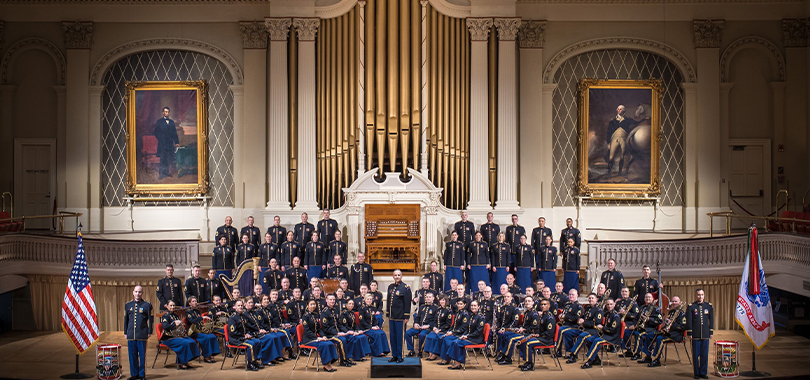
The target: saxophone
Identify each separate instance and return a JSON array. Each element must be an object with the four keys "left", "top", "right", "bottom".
[{"left": 621, "top": 295, "right": 638, "bottom": 323}]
